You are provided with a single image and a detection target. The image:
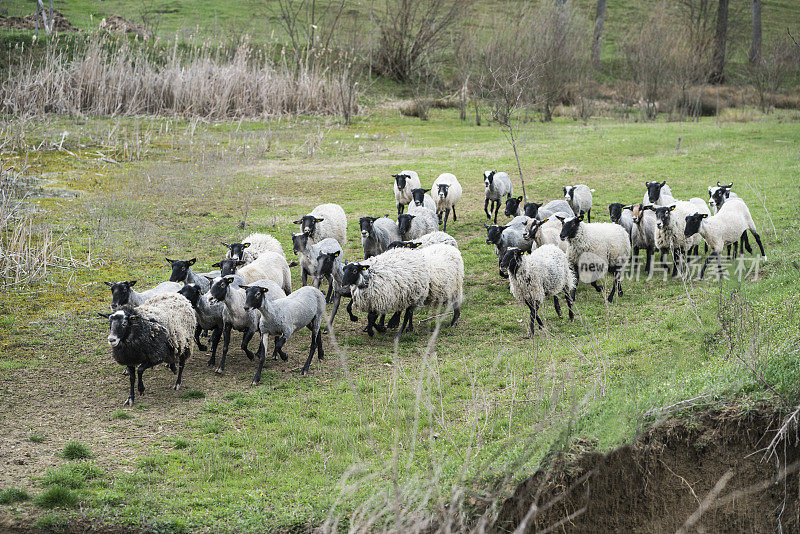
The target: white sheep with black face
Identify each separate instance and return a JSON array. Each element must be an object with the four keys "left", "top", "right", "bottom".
[
  {"left": 360, "top": 216, "right": 402, "bottom": 258},
  {"left": 290, "top": 233, "right": 342, "bottom": 288},
  {"left": 397, "top": 208, "right": 438, "bottom": 241},
  {"left": 223, "top": 233, "right": 284, "bottom": 264},
  {"left": 432, "top": 173, "right": 462, "bottom": 232},
  {"left": 708, "top": 181, "right": 740, "bottom": 214},
  {"left": 214, "top": 251, "right": 292, "bottom": 295},
  {"left": 410, "top": 187, "right": 437, "bottom": 213},
  {"left": 558, "top": 215, "right": 631, "bottom": 303},
  {"left": 499, "top": 245, "right": 575, "bottom": 335},
  {"left": 294, "top": 203, "right": 347, "bottom": 248},
  {"left": 106, "top": 280, "right": 181, "bottom": 310},
  {"left": 483, "top": 170, "right": 513, "bottom": 223},
  {"left": 643, "top": 181, "right": 674, "bottom": 206},
  {"left": 386, "top": 231, "right": 458, "bottom": 251},
  {"left": 649, "top": 202, "right": 703, "bottom": 277},
  {"left": 625, "top": 203, "right": 658, "bottom": 275},
  {"left": 563, "top": 184, "right": 594, "bottom": 222},
  {"left": 342, "top": 248, "right": 430, "bottom": 337},
  {"left": 178, "top": 283, "right": 224, "bottom": 367},
  {"left": 523, "top": 200, "right": 574, "bottom": 220},
  {"left": 99, "top": 292, "right": 195, "bottom": 406},
  {"left": 313, "top": 250, "right": 360, "bottom": 324},
  {"left": 523, "top": 217, "right": 568, "bottom": 253},
  {"left": 608, "top": 203, "right": 634, "bottom": 240},
  {"left": 683, "top": 198, "right": 766, "bottom": 280},
  {"left": 166, "top": 258, "right": 218, "bottom": 293},
  {"left": 484, "top": 217, "right": 535, "bottom": 277},
  {"left": 393, "top": 170, "right": 422, "bottom": 216}
]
